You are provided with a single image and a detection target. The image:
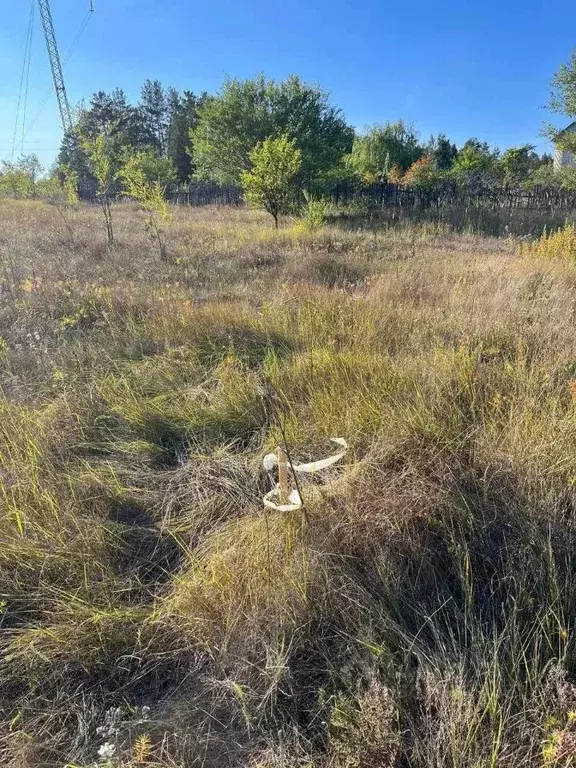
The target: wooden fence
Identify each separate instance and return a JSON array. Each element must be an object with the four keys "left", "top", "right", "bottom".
[{"left": 78, "top": 179, "right": 576, "bottom": 212}]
